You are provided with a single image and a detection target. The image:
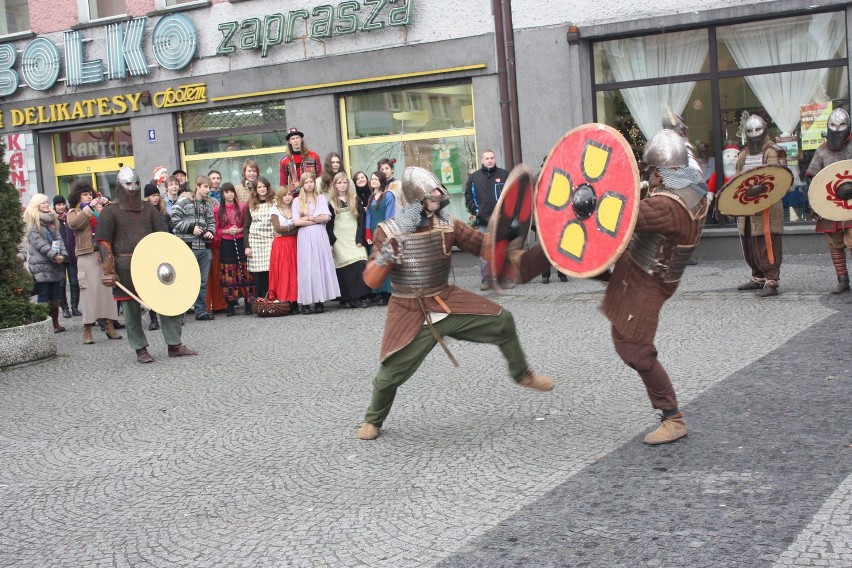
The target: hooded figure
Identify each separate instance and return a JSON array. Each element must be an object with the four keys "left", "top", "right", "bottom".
[{"left": 114, "top": 166, "right": 144, "bottom": 212}]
